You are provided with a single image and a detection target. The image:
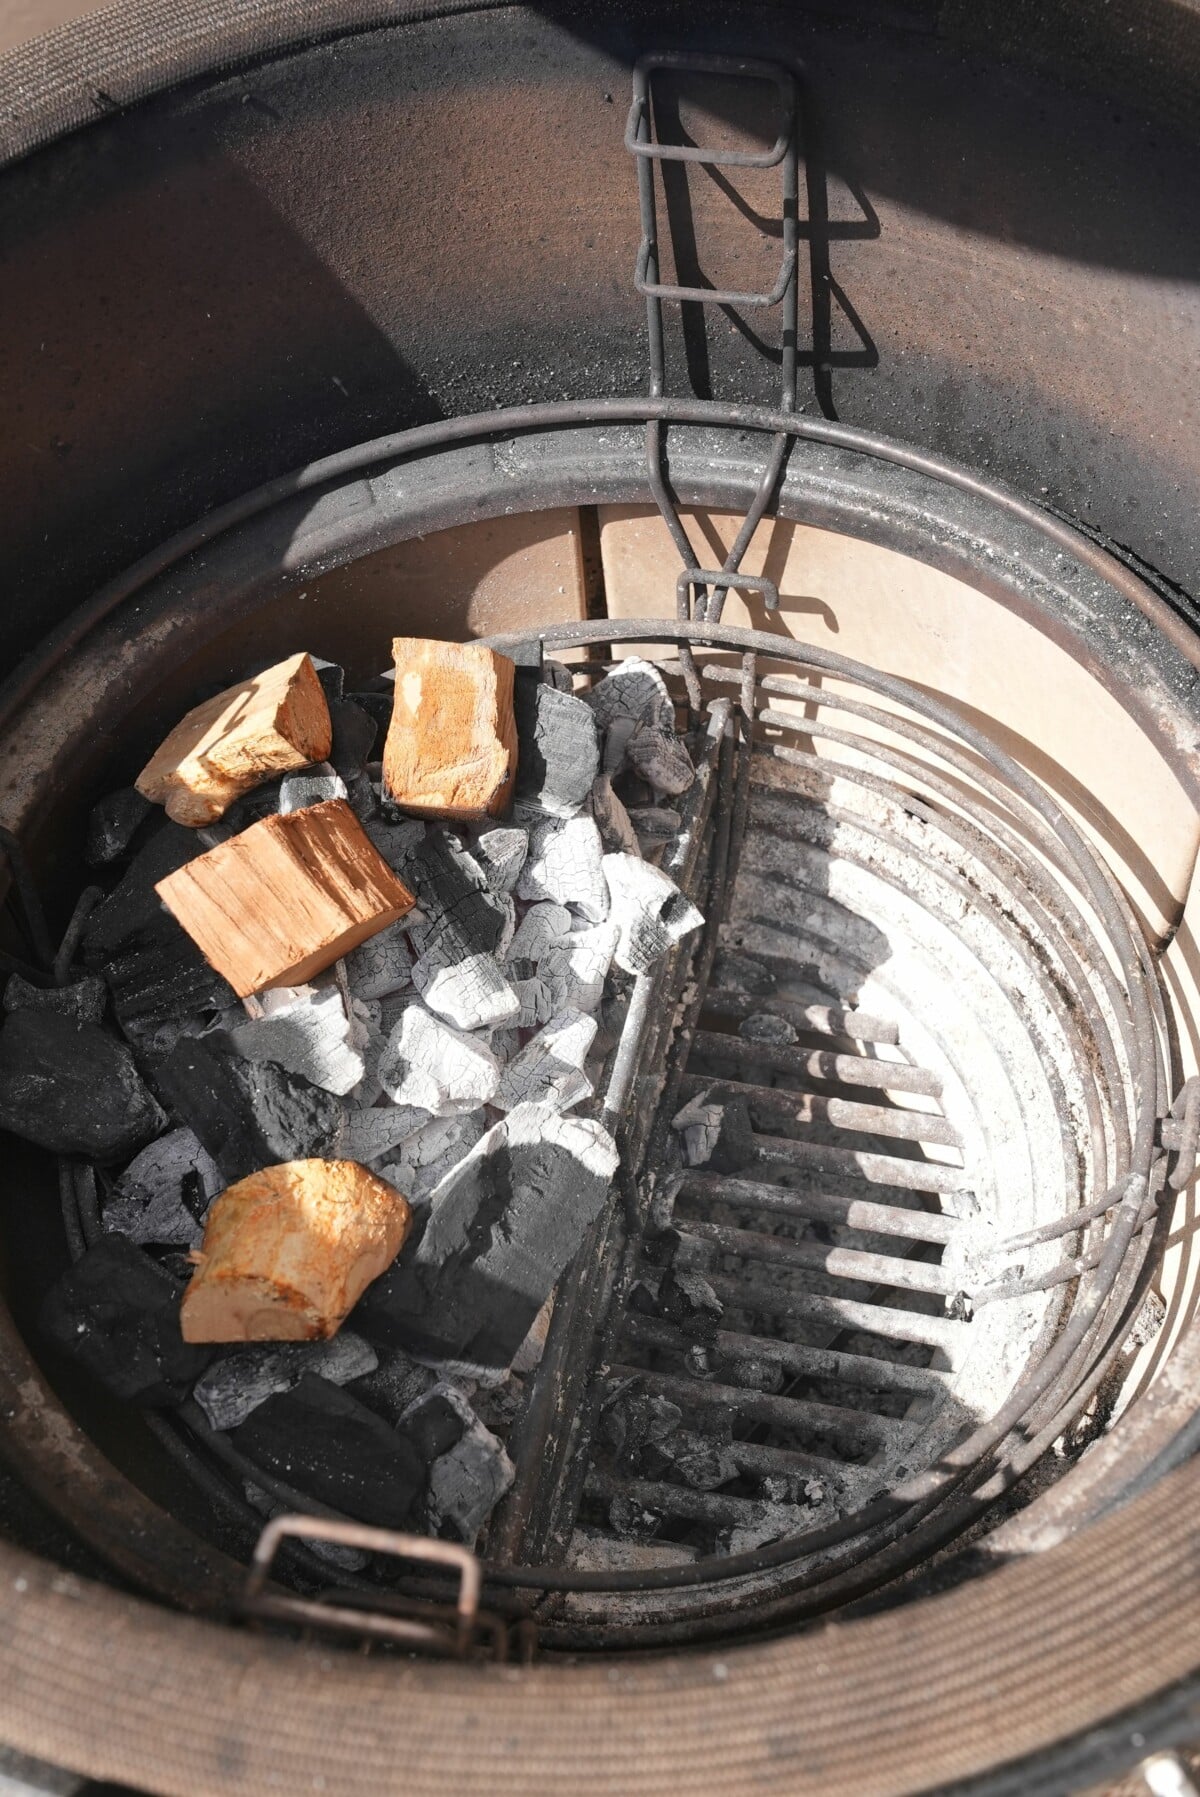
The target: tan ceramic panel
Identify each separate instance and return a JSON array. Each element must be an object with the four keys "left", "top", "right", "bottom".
[{"left": 599, "top": 505, "right": 1200, "bottom": 943}]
